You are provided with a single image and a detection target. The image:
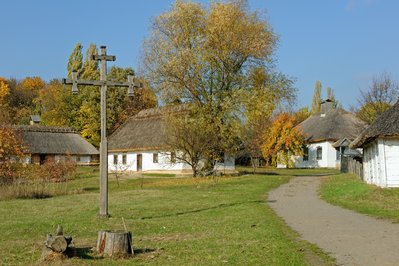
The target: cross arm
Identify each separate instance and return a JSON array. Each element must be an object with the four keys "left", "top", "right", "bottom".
[{"left": 62, "top": 78, "right": 131, "bottom": 87}]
